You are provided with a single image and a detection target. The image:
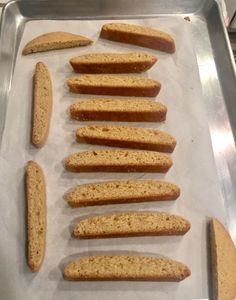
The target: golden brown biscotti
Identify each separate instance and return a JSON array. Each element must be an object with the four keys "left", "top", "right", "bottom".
[
  {"left": 22, "top": 31, "right": 92, "bottom": 55},
  {"left": 73, "top": 211, "right": 191, "bottom": 238},
  {"left": 67, "top": 180, "right": 180, "bottom": 207},
  {"left": 67, "top": 75, "right": 161, "bottom": 97},
  {"left": 76, "top": 124, "right": 176, "bottom": 153},
  {"left": 210, "top": 218, "right": 236, "bottom": 300},
  {"left": 63, "top": 255, "right": 190, "bottom": 281},
  {"left": 64, "top": 149, "right": 172, "bottom": 173},
  {"left": 70, "top": 52, "right": 157, "bottom": 73},
  {"left": 100, "top": 23, "right": 175, "bottom": 53},
  {"left": 32, "top": 62, "right": 52, "bottom": 148},
  {"left": 70, "top": 98, "right": 167, "bottom": 122},
  {"left": 26, "top": 160, "right": 47, "bottom": 272}
]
